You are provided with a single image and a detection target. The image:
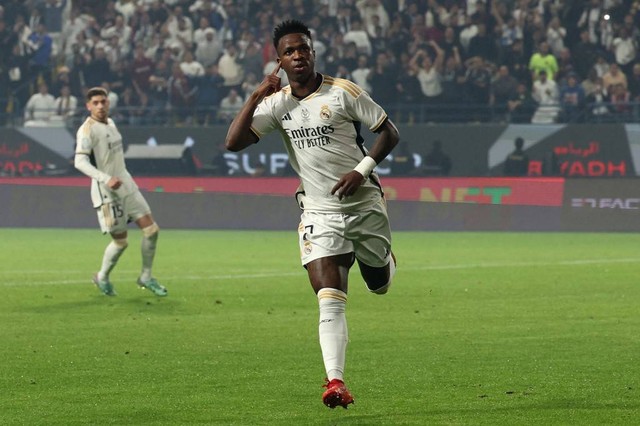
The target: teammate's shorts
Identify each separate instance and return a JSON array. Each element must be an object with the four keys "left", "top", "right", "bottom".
[
  {"left": 298, "top": 198, "right": 392, "bottom": 268},
  {"left": 96, "top": 191, "right": 151, "bottom": 234}
]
